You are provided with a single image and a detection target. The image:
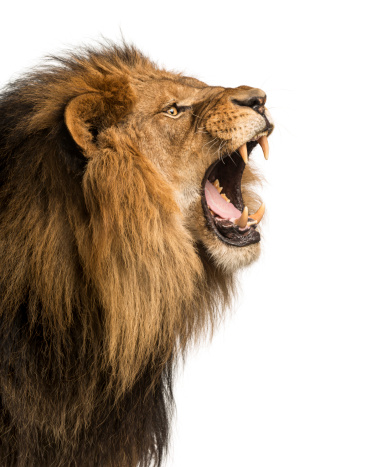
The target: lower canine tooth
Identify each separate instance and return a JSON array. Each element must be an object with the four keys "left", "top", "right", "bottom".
[
  {"left": 239, "top": 144, "right": 248, "bottom": 164},
  {"left": 234, "top": 206, "right": 248, "bottom": 228},
  {"left": 249, "top": 203, "right": 265, "bottom": 224}
]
